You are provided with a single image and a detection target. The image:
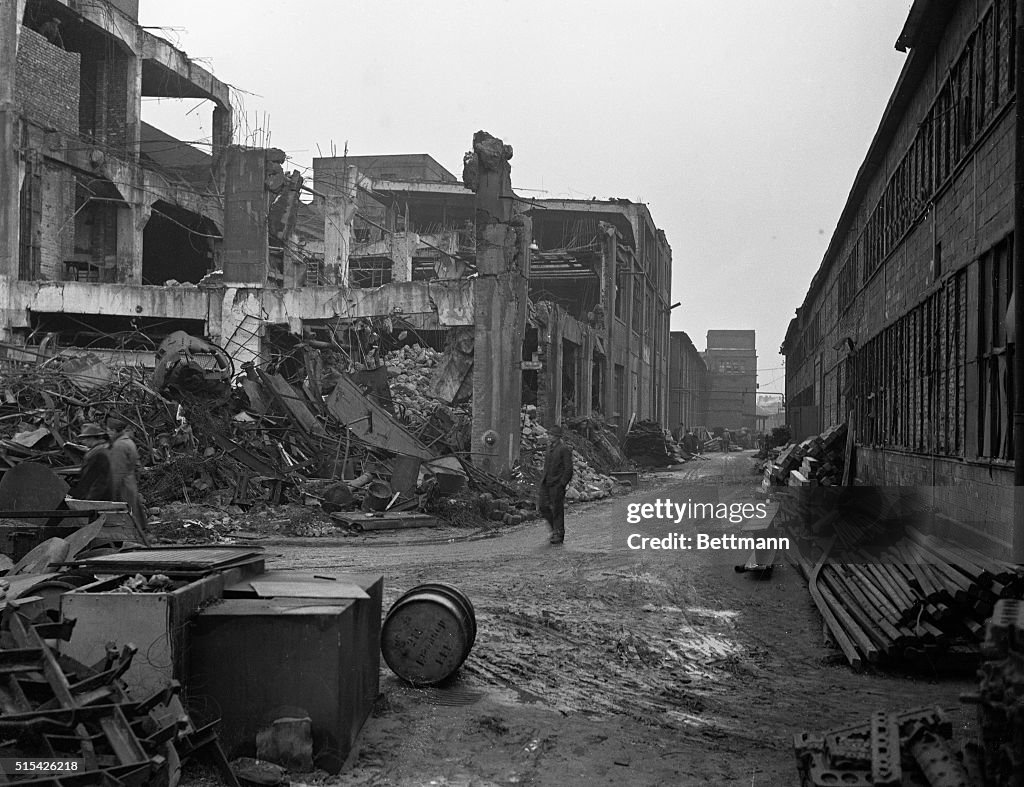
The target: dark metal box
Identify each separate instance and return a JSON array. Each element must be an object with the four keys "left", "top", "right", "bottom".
[{"left": 186, "top": 574, "right": 382, "bottom": 773}]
